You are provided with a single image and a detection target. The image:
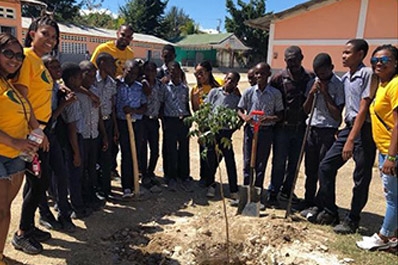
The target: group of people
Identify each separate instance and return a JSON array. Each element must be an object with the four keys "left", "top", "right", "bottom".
[{"left": 0, "top": 15, "right": 396, "bottom": 264}]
